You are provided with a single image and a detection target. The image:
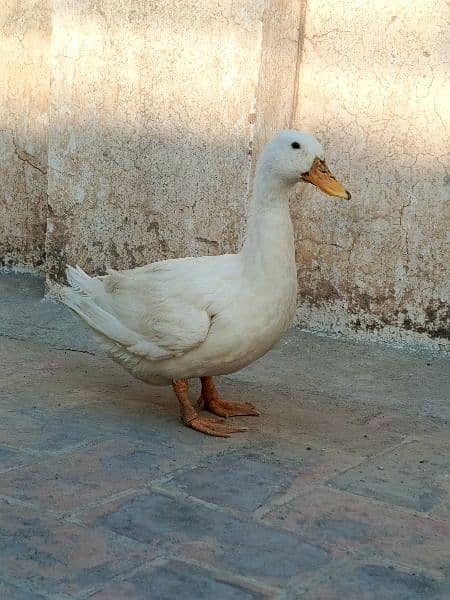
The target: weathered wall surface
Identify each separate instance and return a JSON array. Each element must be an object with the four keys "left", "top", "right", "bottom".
[
  {"left": 0, "top": 0, "right": 49, "bottom": 270},
  {"left": 45, "top": 0, "right": 266, "bottom": 281},
  {"left": 292, "top": 0, "right": 449, "bottom": 346},
  {"left": 1, "top": 0, "right": 448, "bottom": 348}
]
